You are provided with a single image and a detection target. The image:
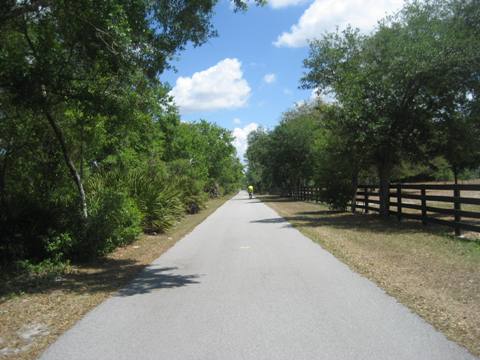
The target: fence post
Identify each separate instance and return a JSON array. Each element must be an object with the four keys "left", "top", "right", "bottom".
[
  {"left": 351, "top": 186, "right": 357, "bottom": 214},
  {"left": 365, "top": 186, "right": 369, "bottom": 214},
  {"left": 397, "top": 183, "right": 402, "bottom": 221},
  {"left": 454, "top": 186, "right": 461, "bottom": 236},
  {"left": 421, "top": 186, "right": 427, "bottom": 225}
]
